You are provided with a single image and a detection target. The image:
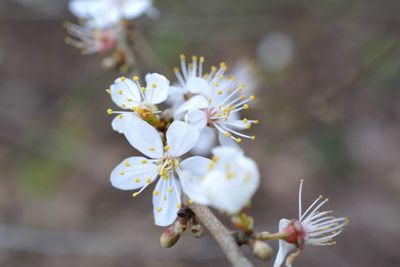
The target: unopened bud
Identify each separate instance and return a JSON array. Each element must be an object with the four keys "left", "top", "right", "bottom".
[
  {"left": 250, "top": 240, "right": 273, "bottom": 261},
  {"left": 190, "top": 222, "right": 204, "bottom": 238},
  {"left": 101, "top": 57, "right": 117, "bottom": 69},
  {"left": 160, "top": 219, "right": 187, "bottom": 248},
  {"left": 231, "top": 213, "right": 254, "bottom": 234}
]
